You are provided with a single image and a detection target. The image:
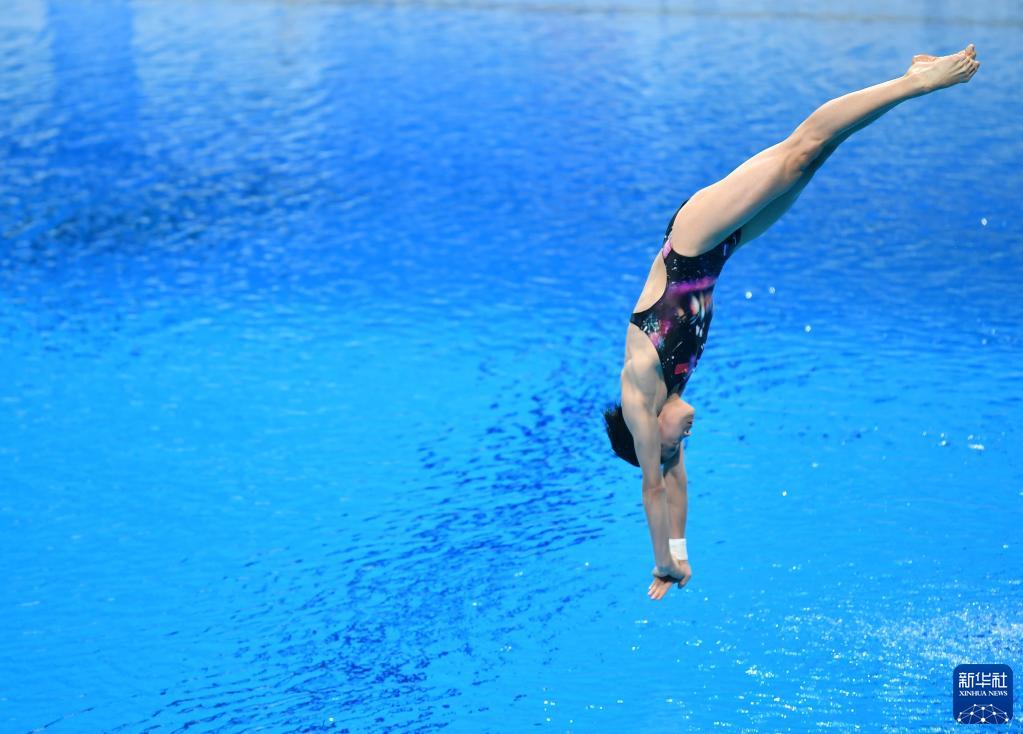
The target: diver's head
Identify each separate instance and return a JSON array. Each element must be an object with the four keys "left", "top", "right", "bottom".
[{"left": 602, "top": 395, "right": 694, "bottom": 467}]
